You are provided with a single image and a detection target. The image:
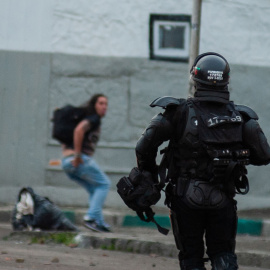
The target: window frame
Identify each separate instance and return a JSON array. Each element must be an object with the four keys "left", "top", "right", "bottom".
[{"left": 149, "top": 14, "right": 191, "bottom": 62}]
